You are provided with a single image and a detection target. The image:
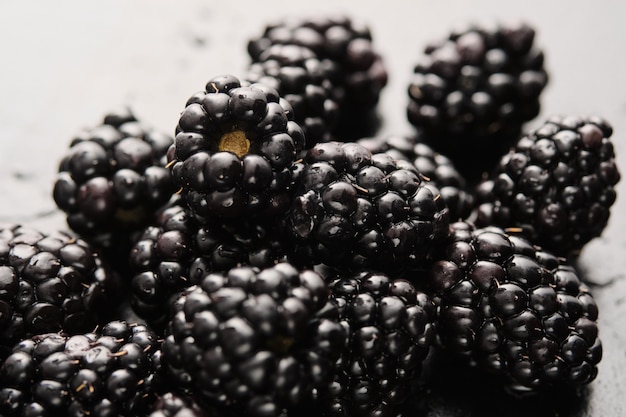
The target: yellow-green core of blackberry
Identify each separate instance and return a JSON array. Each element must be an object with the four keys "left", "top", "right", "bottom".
[{"left": 219, "top": 130, "right": 250, "bottom": 158}]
